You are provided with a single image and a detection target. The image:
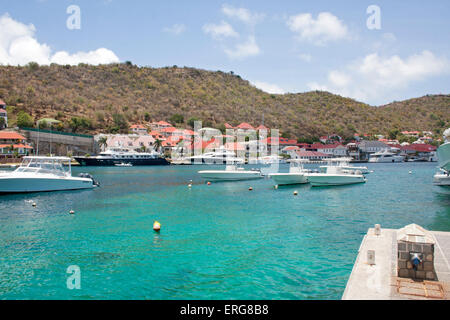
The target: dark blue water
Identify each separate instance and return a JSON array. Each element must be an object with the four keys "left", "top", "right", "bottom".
[{"left": 0, "top": 162, "right": 449, "bottom": 299}]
